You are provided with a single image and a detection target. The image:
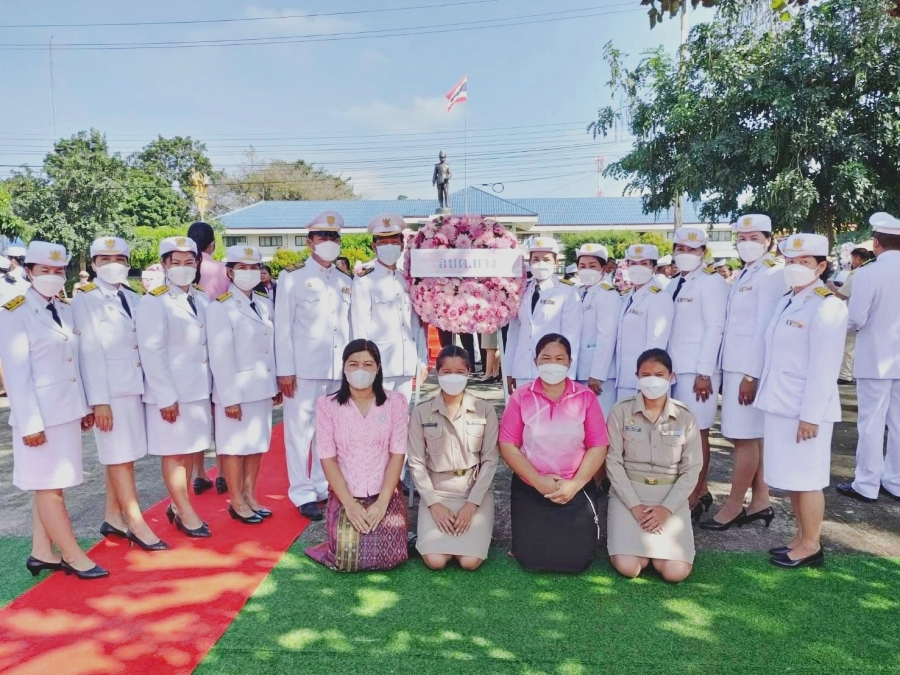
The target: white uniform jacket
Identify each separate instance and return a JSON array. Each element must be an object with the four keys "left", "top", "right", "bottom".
[
  {"left": 847, "top": 250, "right": 900, "bottom": 379},
  {"left": 0, "top": 274, "right": 29, "bottom": 306},
  {"left": 351, "top": 262, "right": 427, "bottom": 378},
  {"left": 71, "top": 279, "right": 143, "bottom": 406},
  {"left": 206, "top": 285, "right": 278, "bottom": 407},
  {"left": 0, "top": 290, "right": 89, "bottom": 435},
  {"left": 756, "top": 283, "right": 848, "bottom": 425},
  {"left": 720, "top": 254, "right": 786, "bottom": 378},
  {"left": 576, "top": 282, "right": 621, "bottom": 382},
  {"left": 666, "top": 266, "right": 729, "bottom": 376},
  {"left": 614, "top": 282, "right": 673, "bottom": 389},
  {"left": 136, "top": 284, "right": 212, "bottom": 408},
  {"left": 275, "top": 258, "right": 352, "bottom": 381}
]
